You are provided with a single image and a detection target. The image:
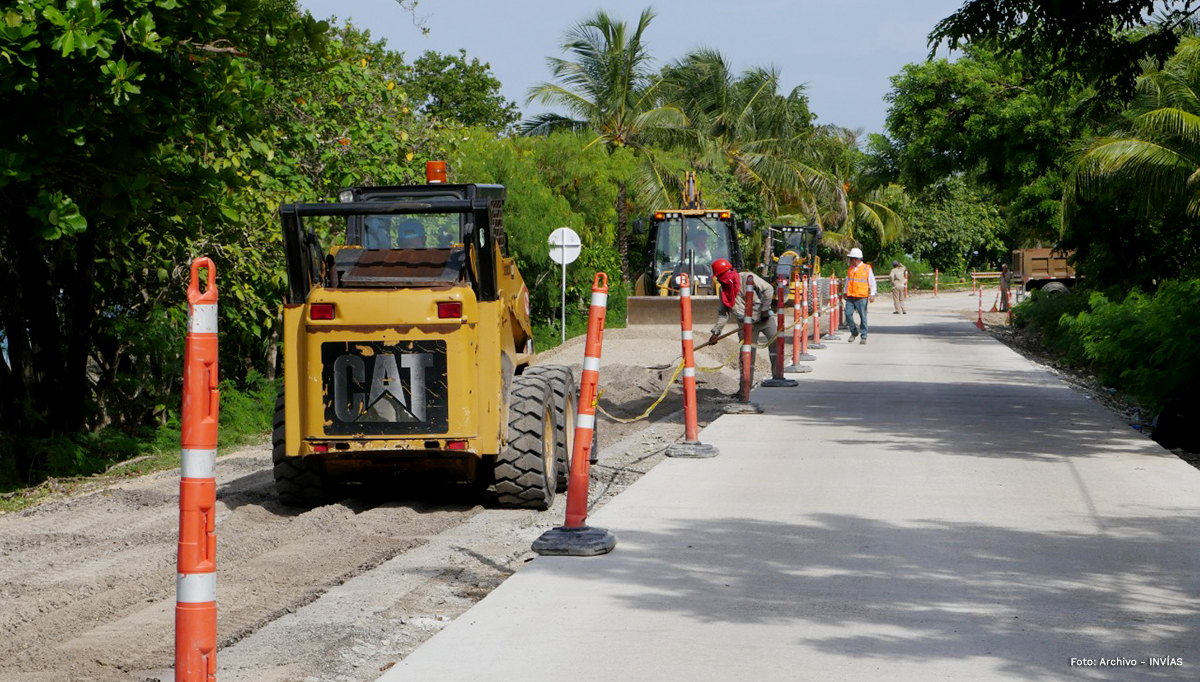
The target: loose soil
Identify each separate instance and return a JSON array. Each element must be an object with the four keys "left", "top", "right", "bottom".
[{"left": 0, "top": 326, "right": 759, "bottom": 682}]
